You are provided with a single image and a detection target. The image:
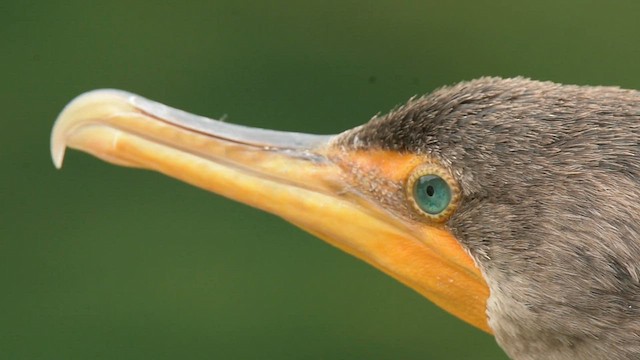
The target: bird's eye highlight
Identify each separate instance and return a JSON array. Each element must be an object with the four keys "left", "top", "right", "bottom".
[{"left": 407, "top": 163, "right": 459, "bottom": 221}]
